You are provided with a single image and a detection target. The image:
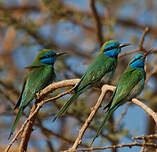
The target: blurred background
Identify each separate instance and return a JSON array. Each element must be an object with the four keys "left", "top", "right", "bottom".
[{"left": 0, "top": 0, "right": 157, "bottom": 152}]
